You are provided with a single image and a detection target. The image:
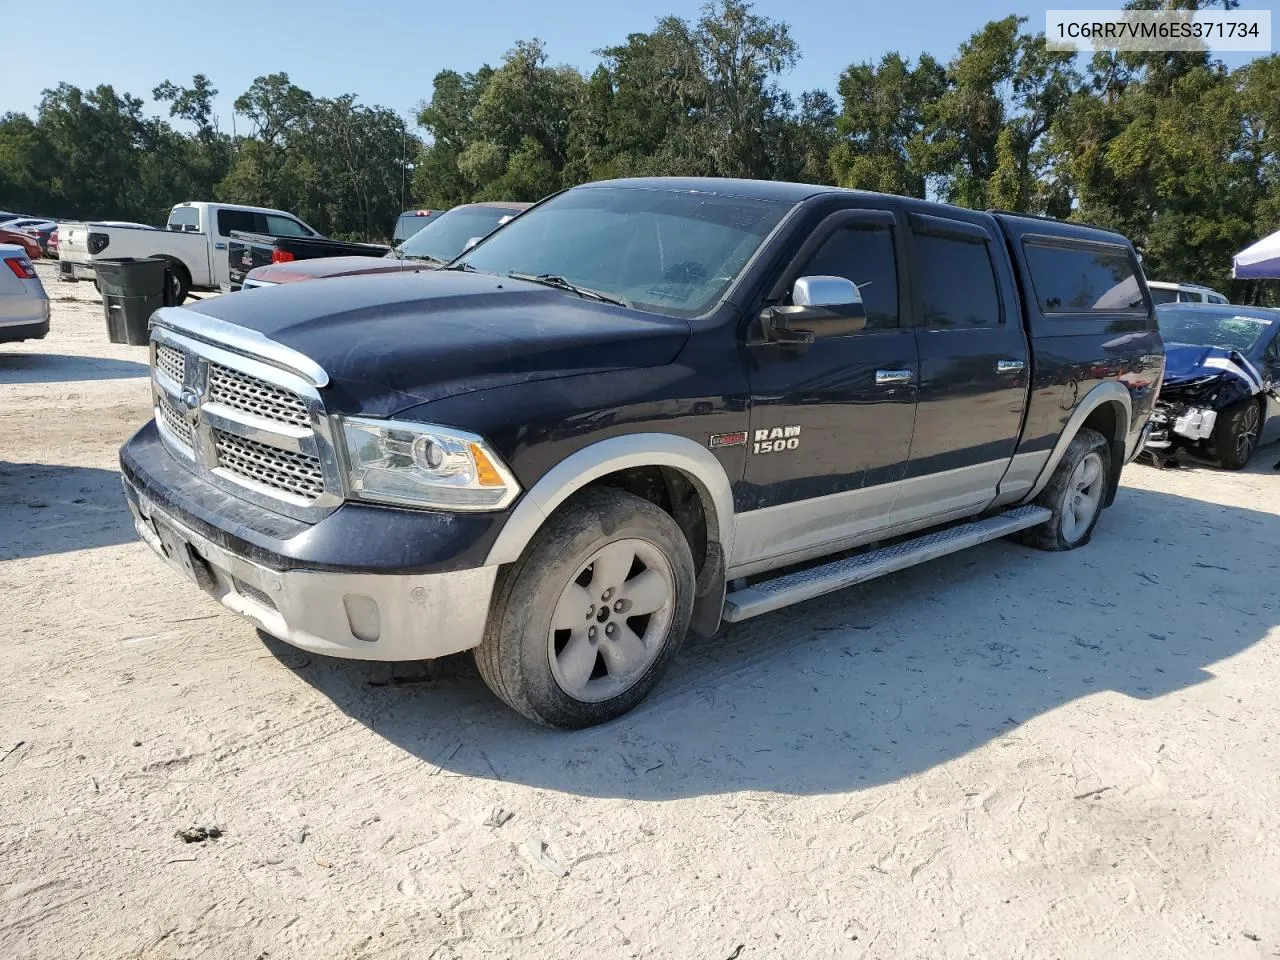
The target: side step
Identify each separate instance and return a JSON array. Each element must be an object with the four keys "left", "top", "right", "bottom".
[{"left": 722, "top": 505, "right": 1051, "bottom": 623}]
